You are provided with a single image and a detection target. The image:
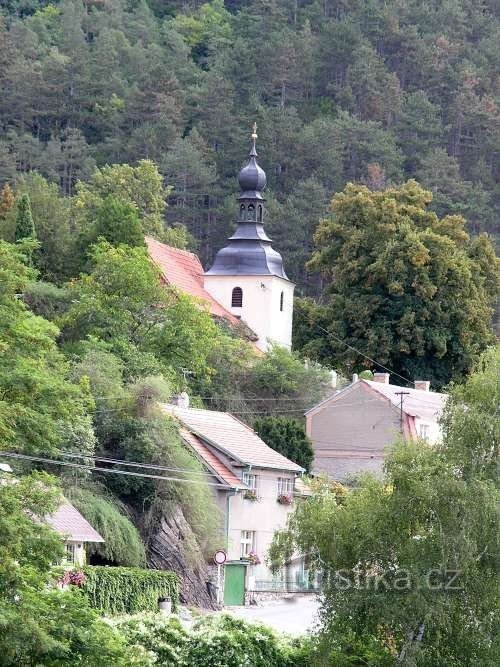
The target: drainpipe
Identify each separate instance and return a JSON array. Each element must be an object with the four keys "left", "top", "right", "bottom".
[{"left": 225, "top": 487, "right": 239, "bottom": 549}]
